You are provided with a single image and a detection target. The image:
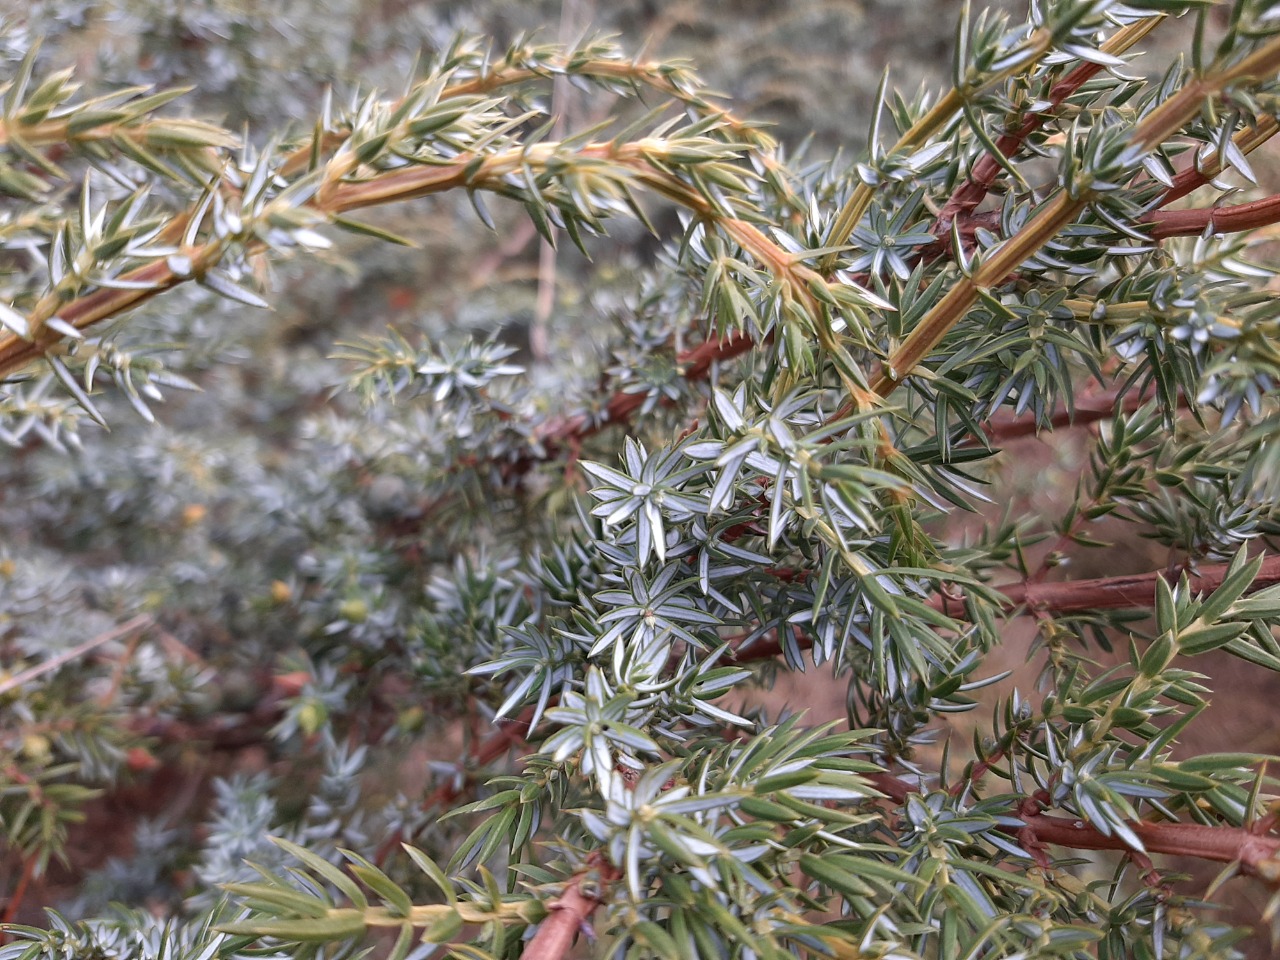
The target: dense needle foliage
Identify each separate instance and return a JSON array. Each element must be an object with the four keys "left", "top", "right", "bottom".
[{"left": 6, "top": 1, "right": 1280, "bottom": 958}]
